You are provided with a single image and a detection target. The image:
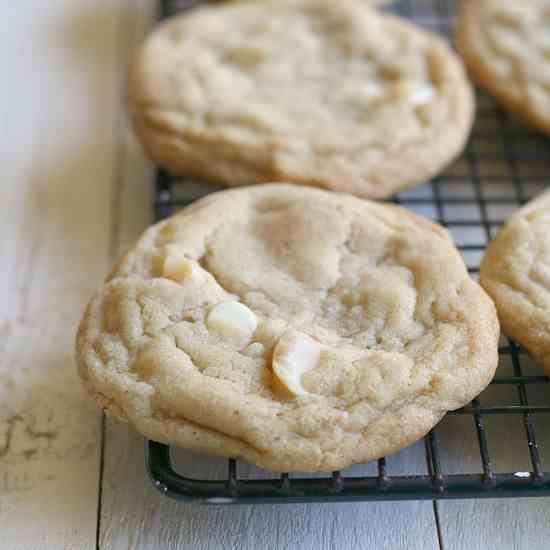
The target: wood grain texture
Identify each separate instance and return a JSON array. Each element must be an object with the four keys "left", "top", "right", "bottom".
[
  {"left": 0, "top": 1, "right": 127, "bottom": 548},
  {"left": 101, "top": 427, "right": 440, "bottom": 550},
  {"left": 436, "top": 352, "right": 550, "bottom": 550}
]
